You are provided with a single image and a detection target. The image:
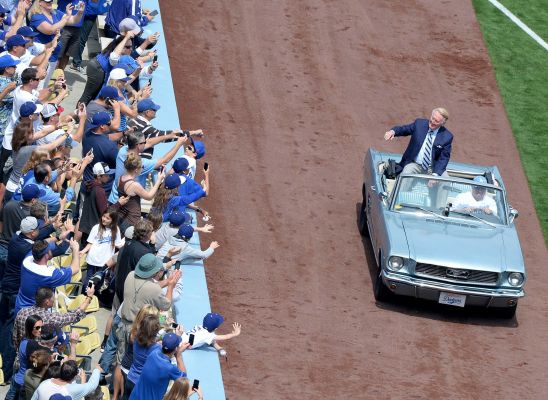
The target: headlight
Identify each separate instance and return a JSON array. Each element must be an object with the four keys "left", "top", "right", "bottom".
[
  {"left": 508, "top": 272, "right": 524, "bottom": 286},
  {"left": 387, "top": 256, "right": 404, "bottom": 271}
]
